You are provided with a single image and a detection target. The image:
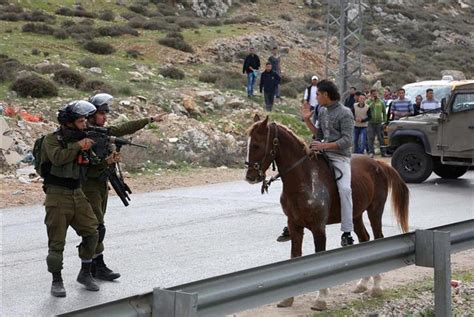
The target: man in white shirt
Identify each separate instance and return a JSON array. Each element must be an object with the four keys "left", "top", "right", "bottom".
[
  {"left": 301, "top": 76, "right": 320, "bottom": 125},
  {"left": 421, "top": 88, "right": 441, "bottom": 111}
]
